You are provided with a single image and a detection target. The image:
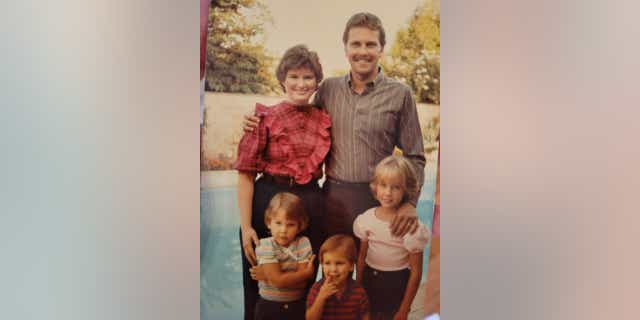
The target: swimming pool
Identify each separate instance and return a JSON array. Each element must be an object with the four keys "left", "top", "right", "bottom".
[{"left": 201, "top": 176, "right": 435, "bottom": 319}]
